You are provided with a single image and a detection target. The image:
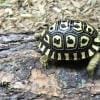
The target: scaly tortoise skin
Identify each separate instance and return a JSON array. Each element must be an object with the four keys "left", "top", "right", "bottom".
[{"left": 39, "top": 20, "right": 100, "bottom": 61}]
